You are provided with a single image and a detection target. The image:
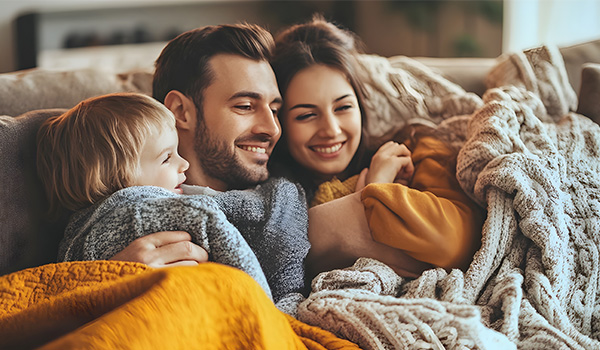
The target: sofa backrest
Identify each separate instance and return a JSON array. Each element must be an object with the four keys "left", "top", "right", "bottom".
[{"left": 0, "top": 110, "right": 67, "bottom": 274}]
